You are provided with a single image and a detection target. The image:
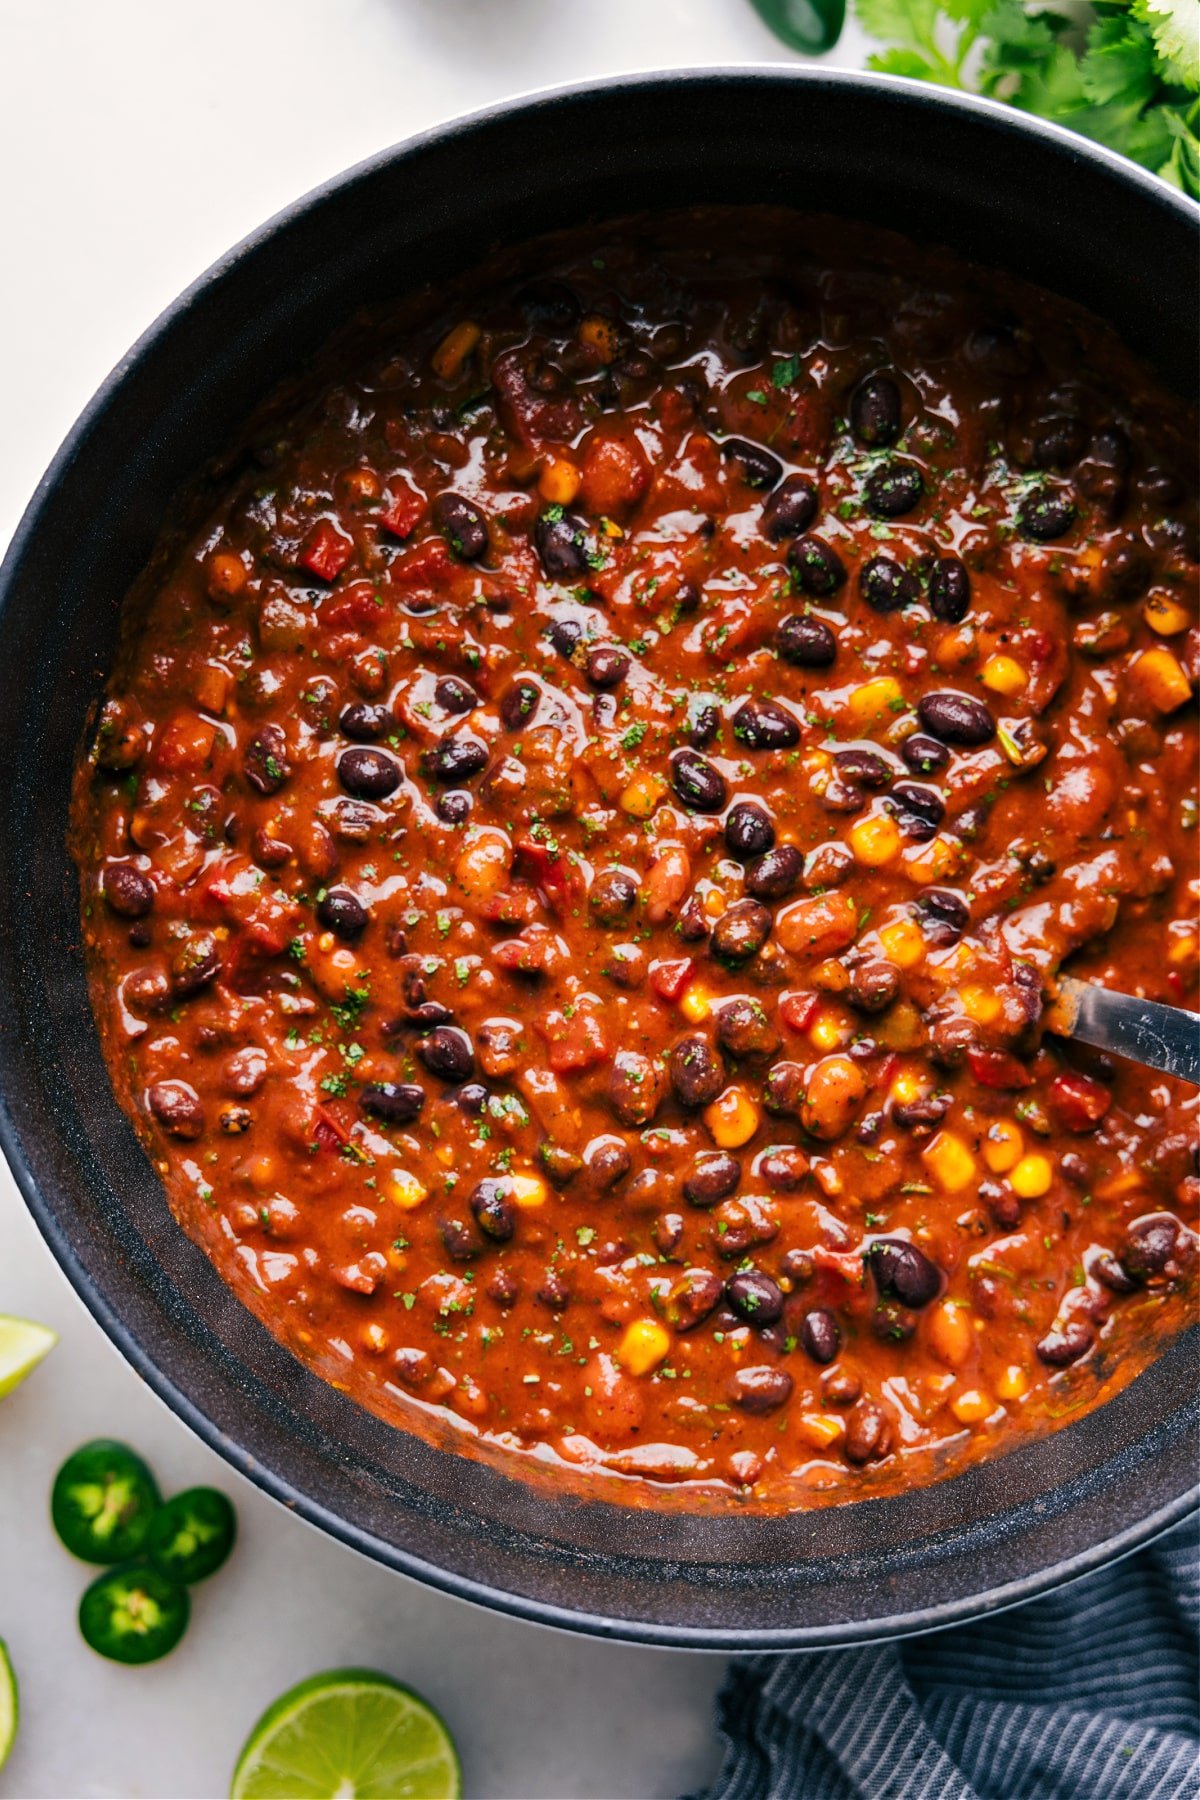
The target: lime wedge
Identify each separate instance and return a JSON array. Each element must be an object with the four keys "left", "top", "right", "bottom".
[
  {"left": 0, "top": 1317, "right": 57, "bottom": 1399},
  {"left": 0, "top": 1638, "right": 18, "bottom": 1773},
  {"left": 229, "top": 1669, "right": 462, "bottom": 1800}
]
